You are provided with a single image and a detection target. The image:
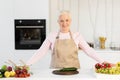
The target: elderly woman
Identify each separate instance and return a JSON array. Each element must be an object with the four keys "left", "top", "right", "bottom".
[{"left": 26, "top": 11, "right": 114, "bottom": 69}]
